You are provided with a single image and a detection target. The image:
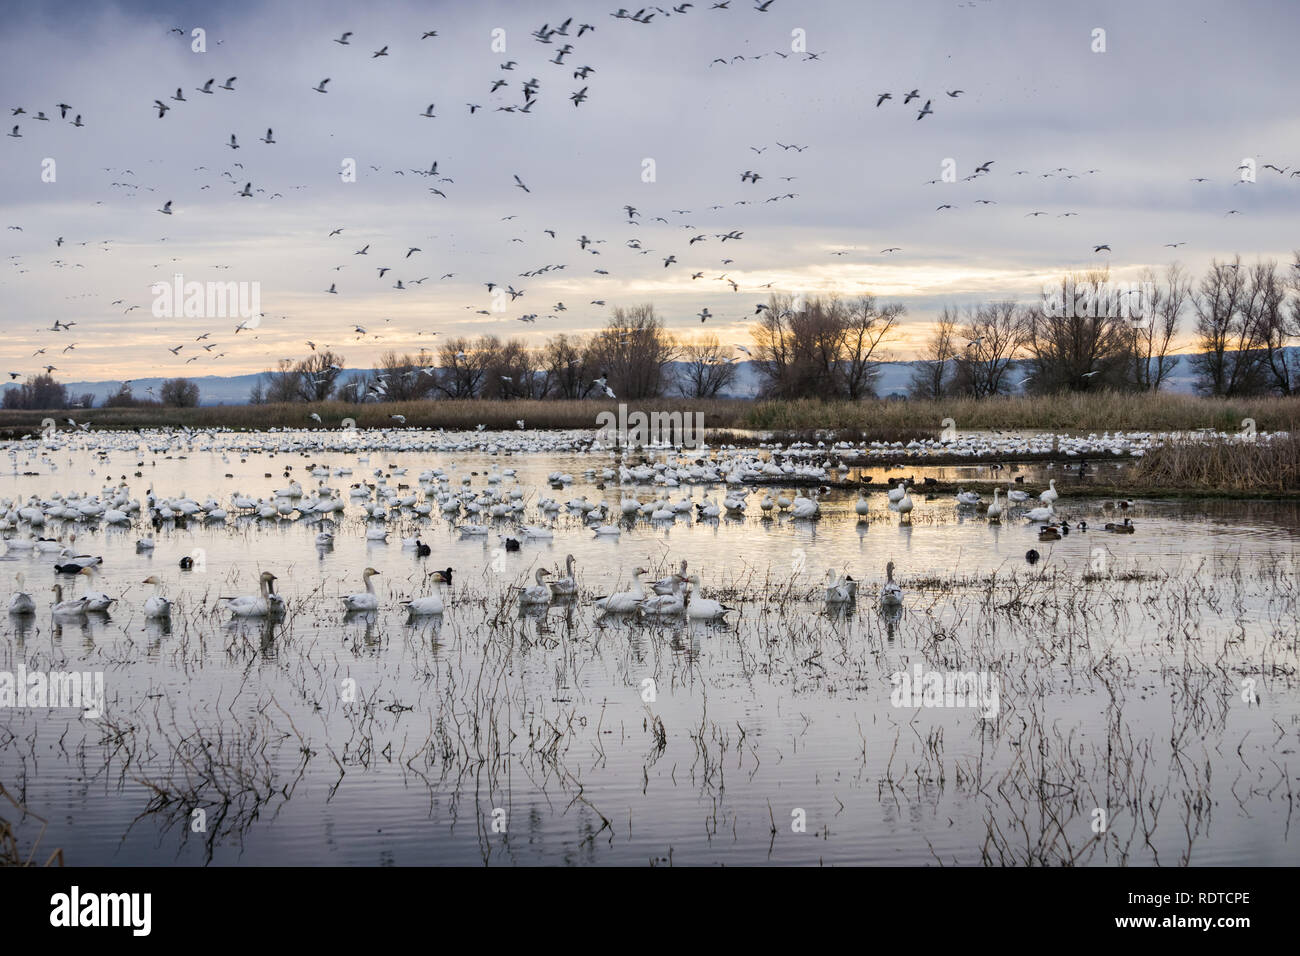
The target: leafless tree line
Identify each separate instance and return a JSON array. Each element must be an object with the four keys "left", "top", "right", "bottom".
[
  {"left": 249, "top": 306, "right": 740, "bottom": 403},
  {"left": 909, "top": 255, "right": 1300, "bottom": 397},
  {"left": 749, "top": 294, "right": 904, "bottom": 399}
]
